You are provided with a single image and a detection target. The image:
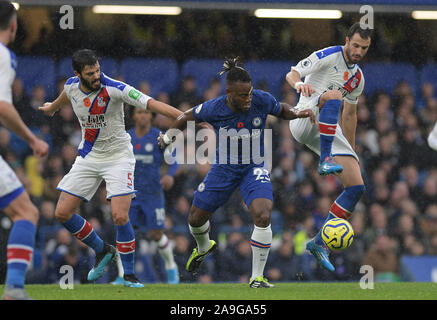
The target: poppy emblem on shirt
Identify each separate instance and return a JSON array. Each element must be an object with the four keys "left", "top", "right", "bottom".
[
  {"left": 237, "top": 122, "right": 244, "bottom": 128},
  {"left": 83, "top": 98, "right": 91, "bottom": 107},
  {"left": 135, "top": 144, "right": 141, "bottom": 150},
  {"left": 343, "top": 71, "right": 349, "bottom": 81}
]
